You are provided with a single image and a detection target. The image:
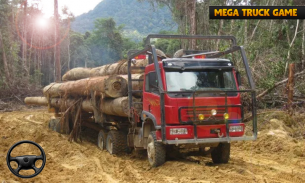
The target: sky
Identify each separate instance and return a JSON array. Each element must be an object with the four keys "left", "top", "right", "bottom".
[{"left": 29, "top": 0, "right": 102, "bottom": 17}]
